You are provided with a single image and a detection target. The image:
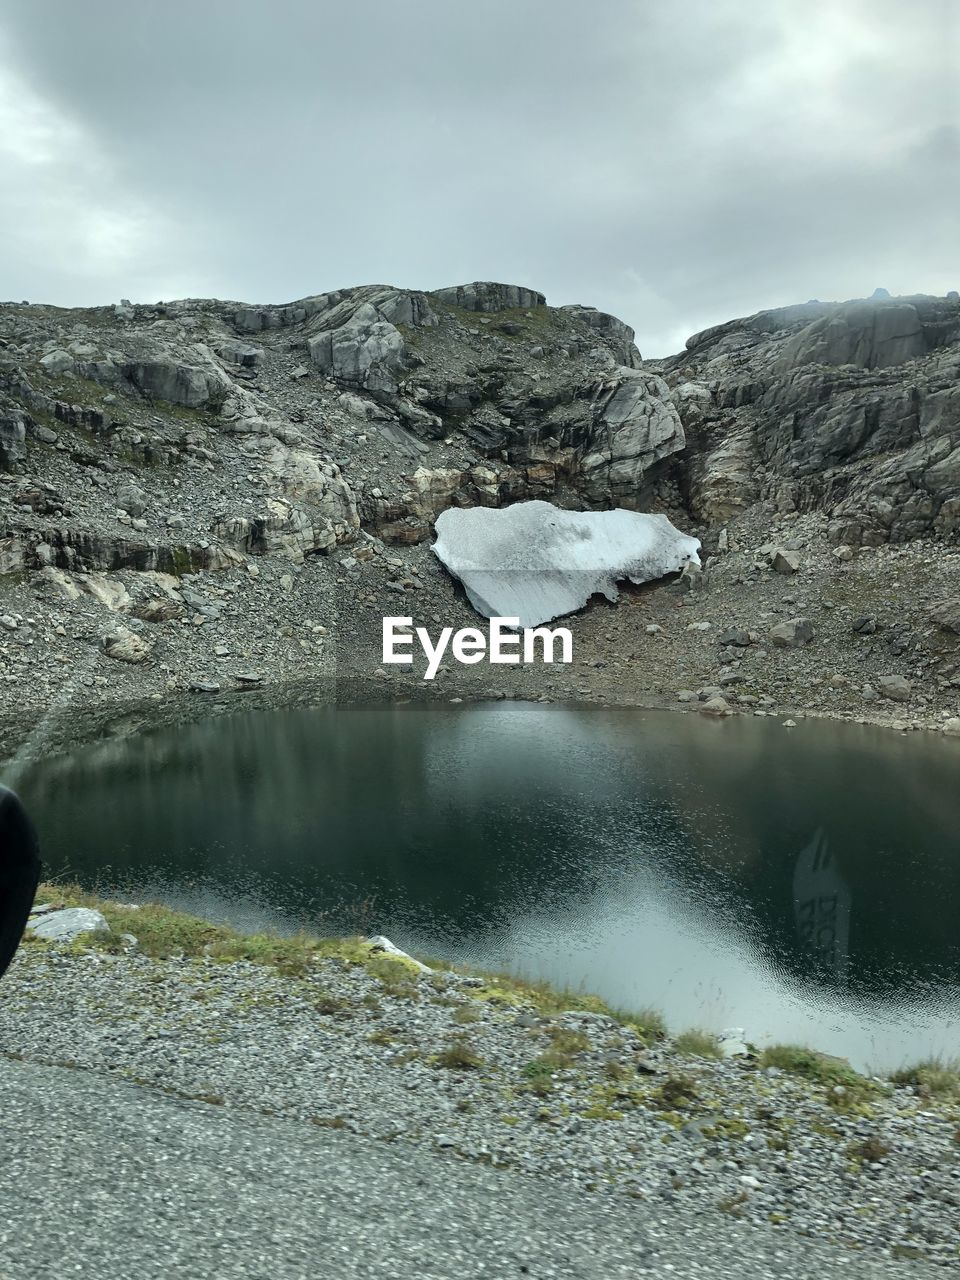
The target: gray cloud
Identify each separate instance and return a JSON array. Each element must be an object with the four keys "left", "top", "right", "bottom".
[{"left": 0, "top": 0, "right": 956, "bottom": 354}]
